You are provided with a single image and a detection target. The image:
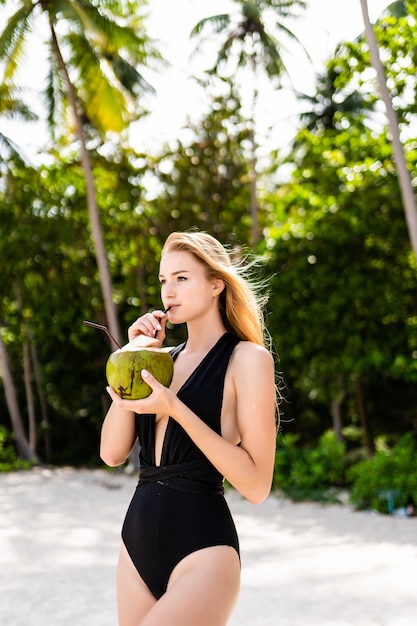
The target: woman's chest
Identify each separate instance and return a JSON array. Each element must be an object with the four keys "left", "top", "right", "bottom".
[{"left": 169, "top": 350, "right": 207, "bottom": 395}]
